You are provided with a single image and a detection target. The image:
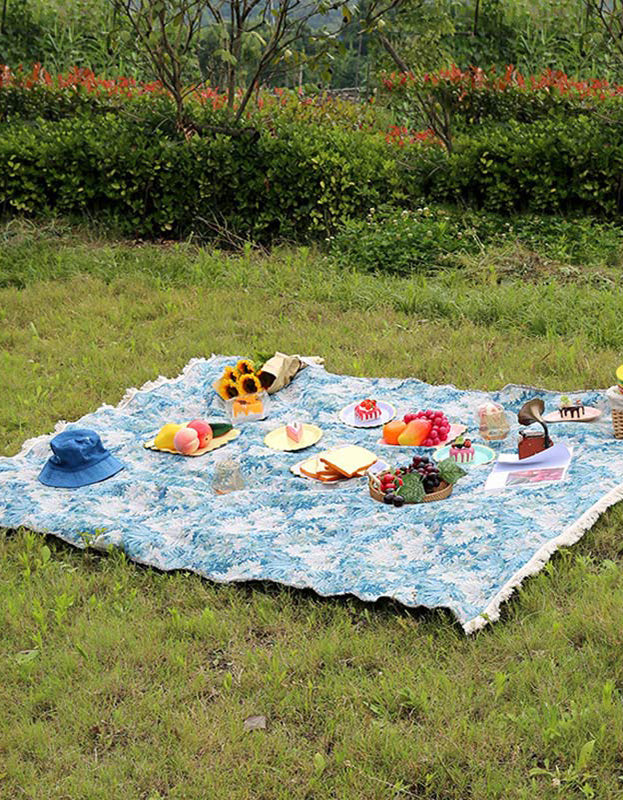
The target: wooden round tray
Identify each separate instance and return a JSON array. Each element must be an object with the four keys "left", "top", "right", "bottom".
[{"left": 368, "top": 471, "right": 453, "bottom": 504}]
